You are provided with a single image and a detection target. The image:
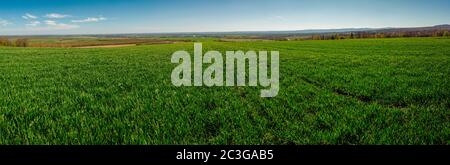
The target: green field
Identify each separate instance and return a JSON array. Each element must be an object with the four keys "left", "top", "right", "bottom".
[{"left": 0, "top": 38, "right": 449, "bottom": 144}]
